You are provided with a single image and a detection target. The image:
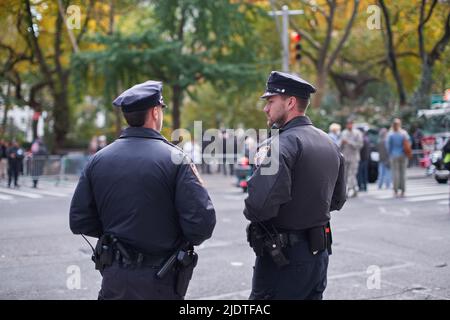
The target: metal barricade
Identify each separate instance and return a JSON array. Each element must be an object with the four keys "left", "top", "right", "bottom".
[{"left": 22, "top": 154, "right": 89, "bottom": 185}]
